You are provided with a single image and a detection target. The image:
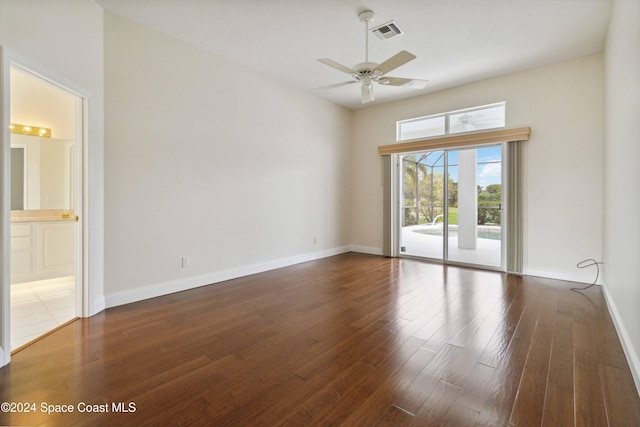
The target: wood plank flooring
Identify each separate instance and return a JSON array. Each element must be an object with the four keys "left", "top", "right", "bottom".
[{"left": 1, "top": 253, "right": 639, "bottom": 426}]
